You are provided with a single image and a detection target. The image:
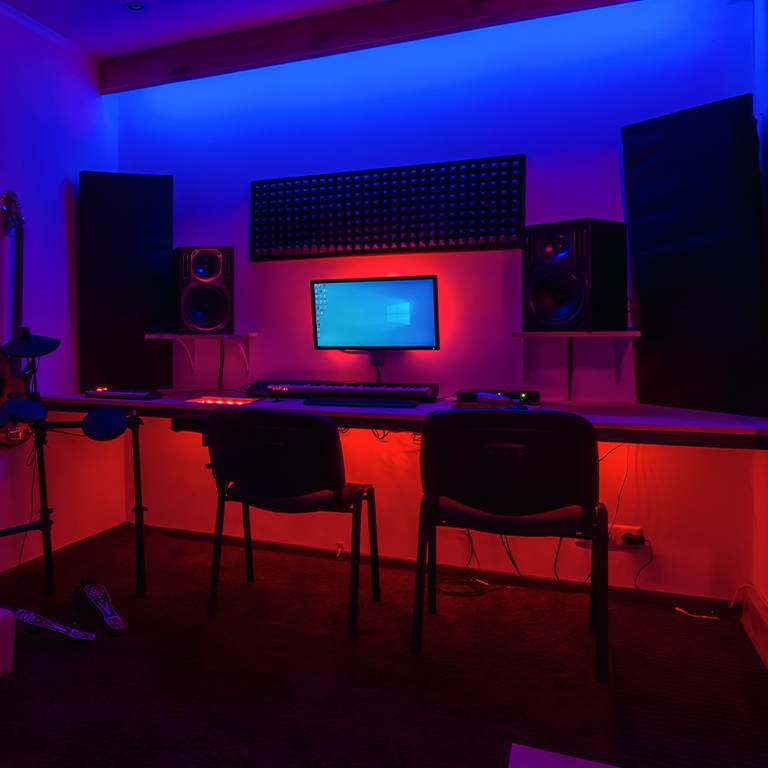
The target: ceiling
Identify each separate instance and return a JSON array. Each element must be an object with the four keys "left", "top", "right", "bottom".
[
  {"left": 3, "top": 0, "right": 640, "bottom": 93},
  {"left": 1, "top": 0, "right": 386, "bottom": 58}
]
